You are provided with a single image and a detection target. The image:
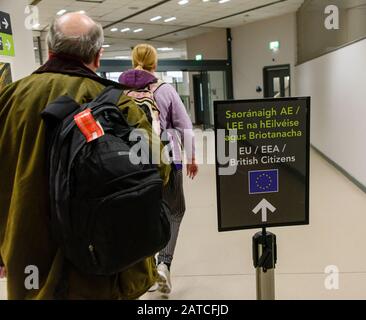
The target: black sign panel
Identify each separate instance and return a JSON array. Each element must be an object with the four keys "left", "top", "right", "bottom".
[
  {"left": 0, "top": 11, "right": 12, "bottom": 35},
  {"left": 0, "top": 35, "right": 3, "bottom": 51},
  {"left": 214, "top": 97, "right": 310, "bottom": 231}
]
